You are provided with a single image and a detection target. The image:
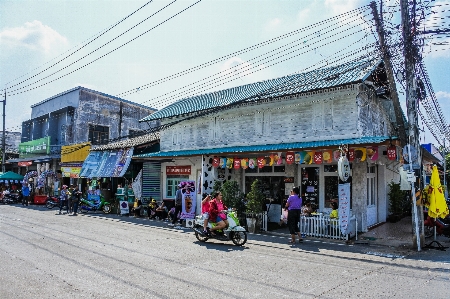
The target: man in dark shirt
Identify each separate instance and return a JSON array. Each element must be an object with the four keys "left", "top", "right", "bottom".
[{"left": 169, "top": 184, "right": 183, "bottom": 227}]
